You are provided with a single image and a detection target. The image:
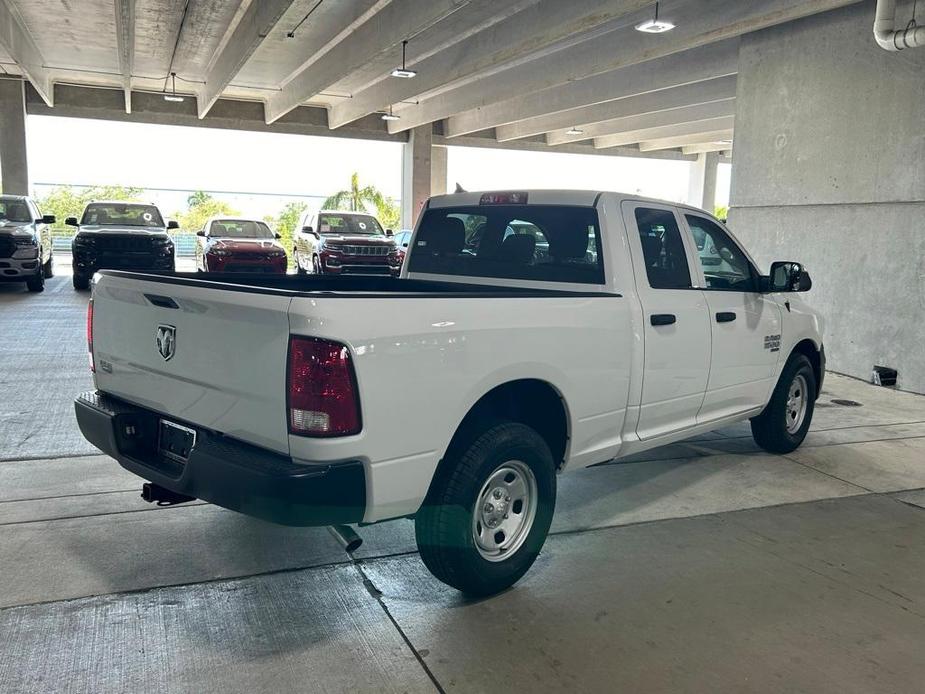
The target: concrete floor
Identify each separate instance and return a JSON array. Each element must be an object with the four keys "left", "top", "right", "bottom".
[{"left": 2, "top": 270, "right": 925, "bottom": 693}]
